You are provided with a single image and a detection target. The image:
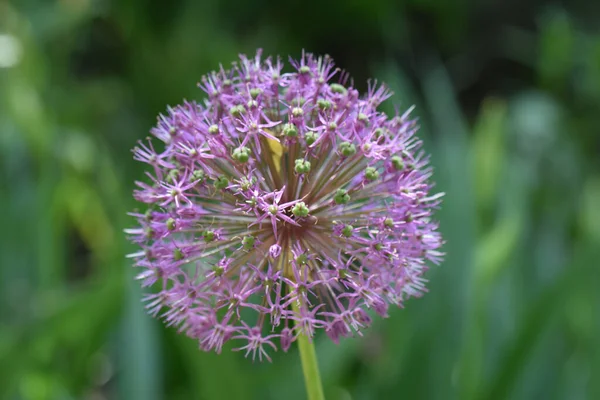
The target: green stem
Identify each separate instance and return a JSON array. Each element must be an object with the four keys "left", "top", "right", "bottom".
[{"left": 291, "top": 300, "right": 325, "bottom": 400}]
